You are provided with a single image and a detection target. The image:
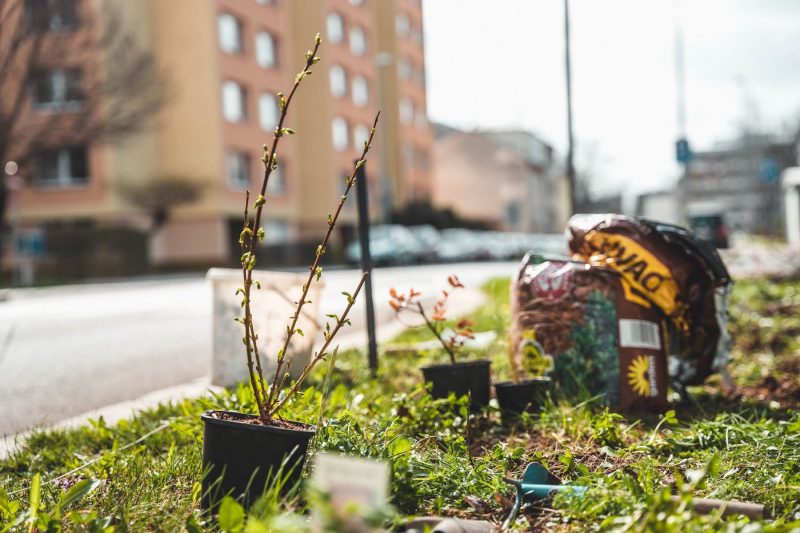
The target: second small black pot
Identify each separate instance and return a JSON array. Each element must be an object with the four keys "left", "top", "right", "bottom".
[
  {"left": 201, "top": 411, "right": 315, "bottom": 511},
  {"left": 420, "top": 360, "right": 492, "bottom": 411},
  {"left": 494, "top": 378, "right": 550, "bottom": 418}
]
